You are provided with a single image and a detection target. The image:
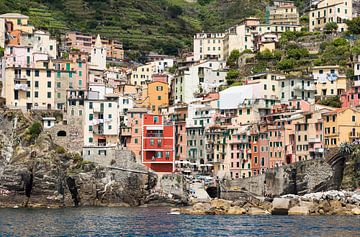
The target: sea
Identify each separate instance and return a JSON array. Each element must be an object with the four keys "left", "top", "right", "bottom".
[{"left": 0, "top": 207, "right": 359, "bottom": 236}]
